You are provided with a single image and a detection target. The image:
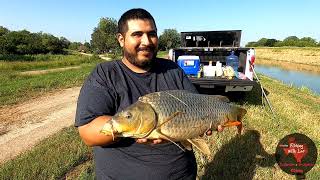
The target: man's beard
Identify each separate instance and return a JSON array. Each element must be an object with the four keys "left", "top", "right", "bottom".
[{"left": 123, "top": 46, "right": 157, "bottom": 70}]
